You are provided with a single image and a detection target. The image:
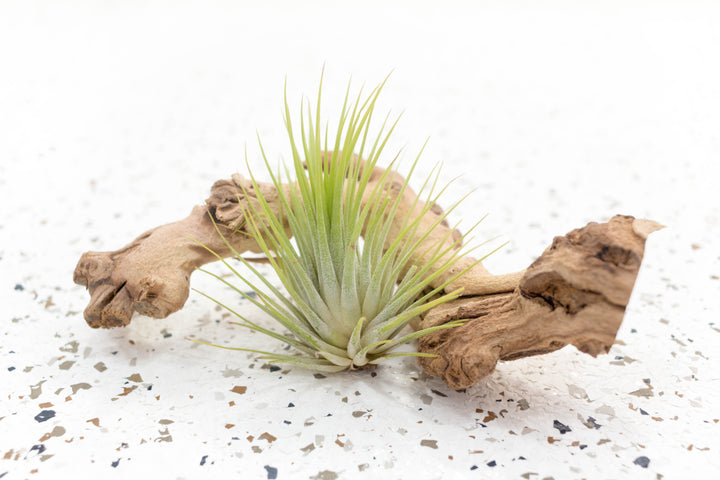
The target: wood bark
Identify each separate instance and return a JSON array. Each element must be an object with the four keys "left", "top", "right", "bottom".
[
  {"left": 73, "top": 160, "right": 660, "bottom": 388},
  {"left": 416, "top": 216, "right": 661, "bottom": 389}
]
